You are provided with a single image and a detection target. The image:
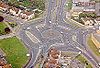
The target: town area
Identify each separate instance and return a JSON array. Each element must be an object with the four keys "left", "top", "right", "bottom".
[{"left": 0, "top": 0, "right": 100, "bottom": 68}]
